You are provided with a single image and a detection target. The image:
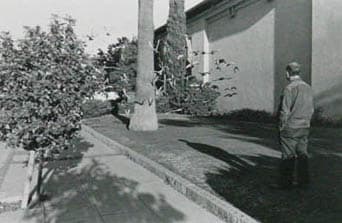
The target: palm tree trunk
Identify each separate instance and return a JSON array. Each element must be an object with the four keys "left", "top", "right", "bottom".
[{"left": 129, "top": 0, "right": 158, "bottom": 131}]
